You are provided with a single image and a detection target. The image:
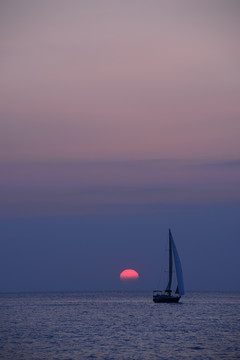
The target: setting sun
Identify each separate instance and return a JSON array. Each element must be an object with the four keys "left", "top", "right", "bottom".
[{"left": 120, "top": 269, "right": 139, "bottom": 282}]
